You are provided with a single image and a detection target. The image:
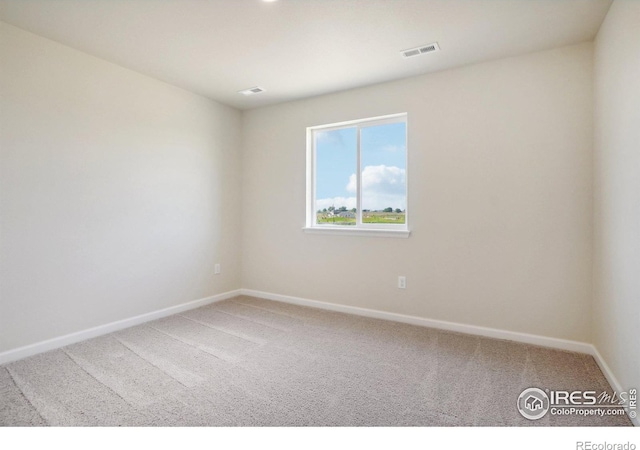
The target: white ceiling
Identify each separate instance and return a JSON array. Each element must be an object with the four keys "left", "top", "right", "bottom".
[{"left": 0, "top": 0, "right": 612, "bottom": 110}]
